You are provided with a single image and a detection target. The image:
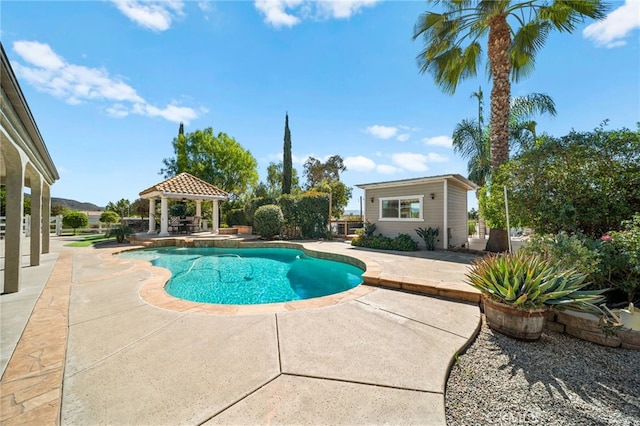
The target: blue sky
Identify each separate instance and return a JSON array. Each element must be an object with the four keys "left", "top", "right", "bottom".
[{"left": 3, "top": 0, "right": 639, "bottom": 212}]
